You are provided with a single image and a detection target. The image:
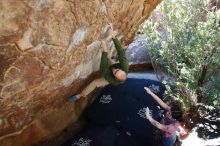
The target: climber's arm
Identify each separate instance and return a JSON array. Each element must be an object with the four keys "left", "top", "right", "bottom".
[
  {"left": 100, "top": 51, "right": 109, "bottom": 74},
  {"left": 144, "top": 87, "right": 170, "bottom": 110},
  {"left": 145, "top": 107, "right": 167, "bottom": 131},
  {"left": 100, "top": 41, "right": 121, "bottom": 85},
  {"left": 108, "top": 24, "right": 128, "bottom": 73},
  {"left": 112, "top": 38, "right": 129, "bottom": 73},
  {"left": 100, "top": 53, "right": 120, "bottom": 85}
]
